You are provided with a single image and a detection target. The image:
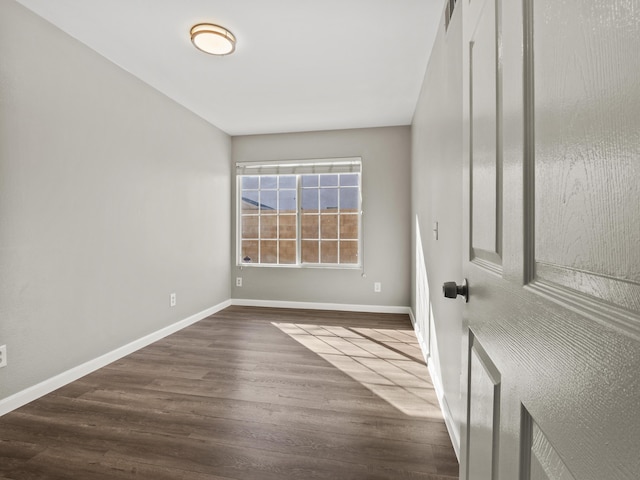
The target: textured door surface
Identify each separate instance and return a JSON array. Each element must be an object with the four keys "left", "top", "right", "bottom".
[{"left": 460, "top": 0, "right": 640, "bottom": 479}]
